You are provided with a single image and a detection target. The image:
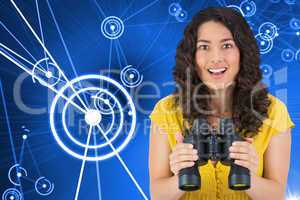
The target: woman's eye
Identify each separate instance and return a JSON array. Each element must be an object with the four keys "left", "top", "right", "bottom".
[
  {"left": 223, "top": 43, "right": 233, "bottom": 49},
  {"left": 198, "top": 45, "right": 209, "bottom": 50}
]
